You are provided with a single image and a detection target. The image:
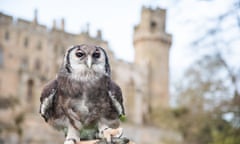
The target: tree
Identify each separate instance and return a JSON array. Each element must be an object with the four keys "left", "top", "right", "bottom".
[
  {"left": 173, "top": 54, "right": 233, "bottom": 144},
  {"left": 190, "top": 0, "right": 240, "bottom": 130},
  {"left": 173, "top": 41, "right": 240, "bottom": 144}
]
